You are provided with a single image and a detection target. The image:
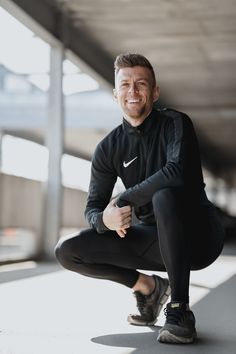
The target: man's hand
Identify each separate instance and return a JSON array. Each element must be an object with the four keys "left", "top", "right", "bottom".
[{"left": 102, "top": 199, "right": 132, "bottom": 238}]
